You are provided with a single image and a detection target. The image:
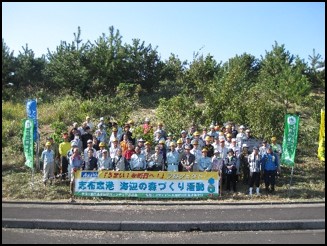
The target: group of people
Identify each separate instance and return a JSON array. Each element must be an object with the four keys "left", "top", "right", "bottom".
[{"left": 40, "top": 116, "right": 282, "bottom": 196}]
